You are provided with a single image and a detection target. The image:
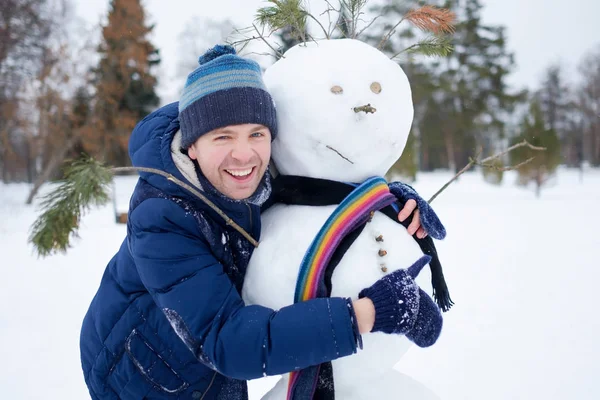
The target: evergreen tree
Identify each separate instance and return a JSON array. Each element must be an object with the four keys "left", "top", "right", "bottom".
[
  {"left": 435, "top": 0, "right": 523, "bottom": 171},
  {"left": 577, "top": 45, "right": 600, "bottom": 167},
  {"left": 510, "top": 99, "right": 561, "bottom": 197},
  {"left": 537, "top": 63, "right": 579, "bottom": 166},
  {"left": 87, "top": 0, "right": 160, "bottom": 166},
  {"left": 369, "top": 0, "right": 522, "bottom": 172},
  {"left": 0, "top": 0, "right": 53, "bottom": 182},
  {"left": 363, "top": 1, "right": 455, "bottom": 175},
  {"left": 68, "top": 86, "right": 93, "bottom": 158}
]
